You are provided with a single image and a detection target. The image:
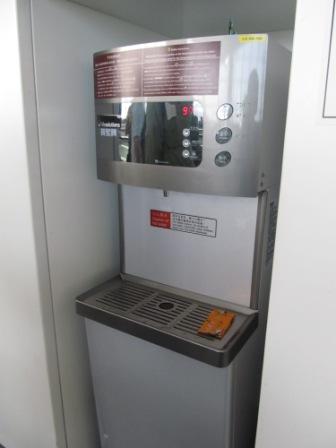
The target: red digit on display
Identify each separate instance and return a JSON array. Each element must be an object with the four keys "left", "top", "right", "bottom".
[{"left": 182, "top": 105, "right": 189, "bottom": 117}]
